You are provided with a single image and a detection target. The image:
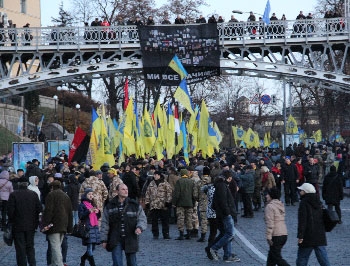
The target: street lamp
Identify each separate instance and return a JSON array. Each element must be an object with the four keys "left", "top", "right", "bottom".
[
  {"left": 227, "top": 117, "right": 235, "bottom": 148},
  {"left": 75, "top": 104, "right": 80, "bottom": 130},
  {"left": 57, "top": 85, "right": 67, "bottom": 140},
  {"left": 53, "top": 95, "right": 58, "bottom": 123}
]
